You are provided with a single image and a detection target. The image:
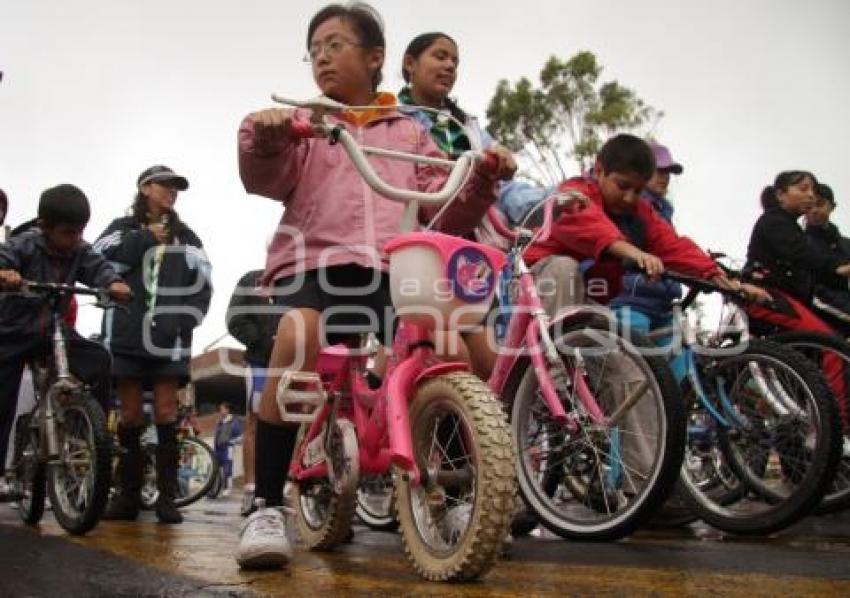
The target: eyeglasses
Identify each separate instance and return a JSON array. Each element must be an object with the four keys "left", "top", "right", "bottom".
[{"left": 303, "top": 37, "right": 361, "bottom": 63}]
